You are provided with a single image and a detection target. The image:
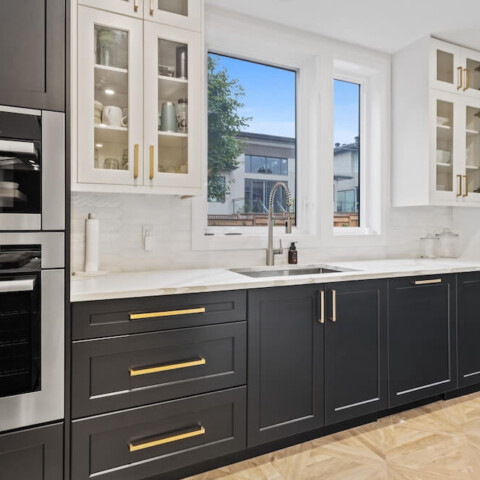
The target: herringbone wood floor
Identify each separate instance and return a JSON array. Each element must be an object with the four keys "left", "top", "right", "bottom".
[{"left": 186, "top": 391, "right": 480, "bottom": 479}]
